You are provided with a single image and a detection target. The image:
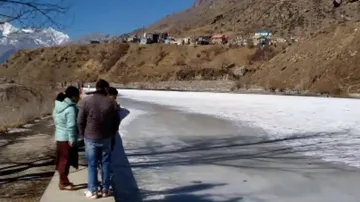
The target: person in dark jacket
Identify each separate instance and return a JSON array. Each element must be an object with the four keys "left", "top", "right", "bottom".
[
  {"left": 77, "top": 79, "right": 120, "bottom": 199},
  {"left": 107, "top": 87, "right": 130, "bottom": 150},
  {"left": 53, "top": 86, "right": 80, "bottom": 191}
]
